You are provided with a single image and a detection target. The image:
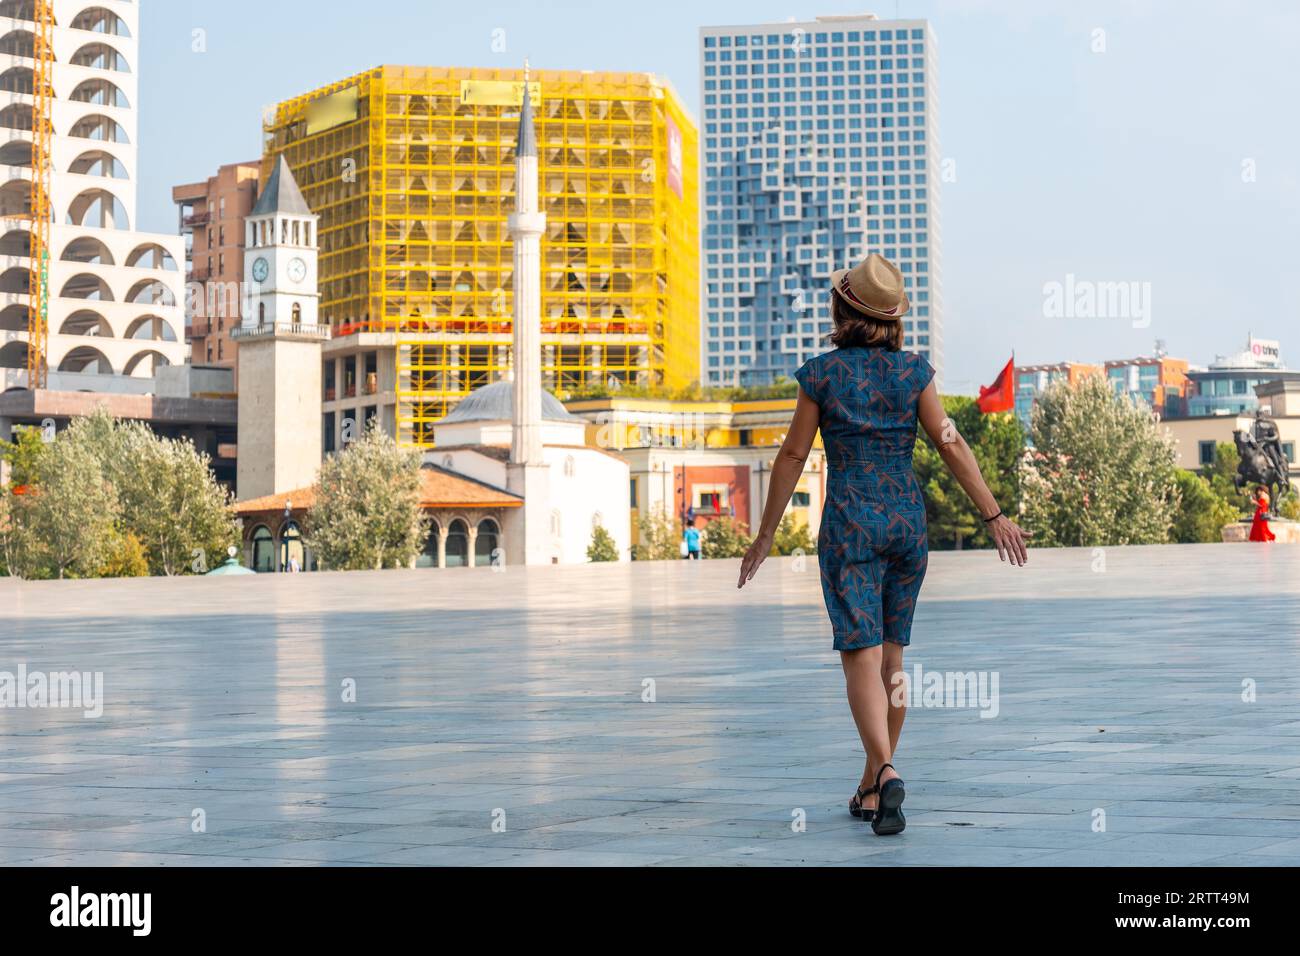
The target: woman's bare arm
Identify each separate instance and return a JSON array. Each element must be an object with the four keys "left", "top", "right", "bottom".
[
  {"left": 917, "top": 382, "right": 1029, "bottom": 566},
  {"left": 737, "top": 386, "right": 820, "bottom": 588}
]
